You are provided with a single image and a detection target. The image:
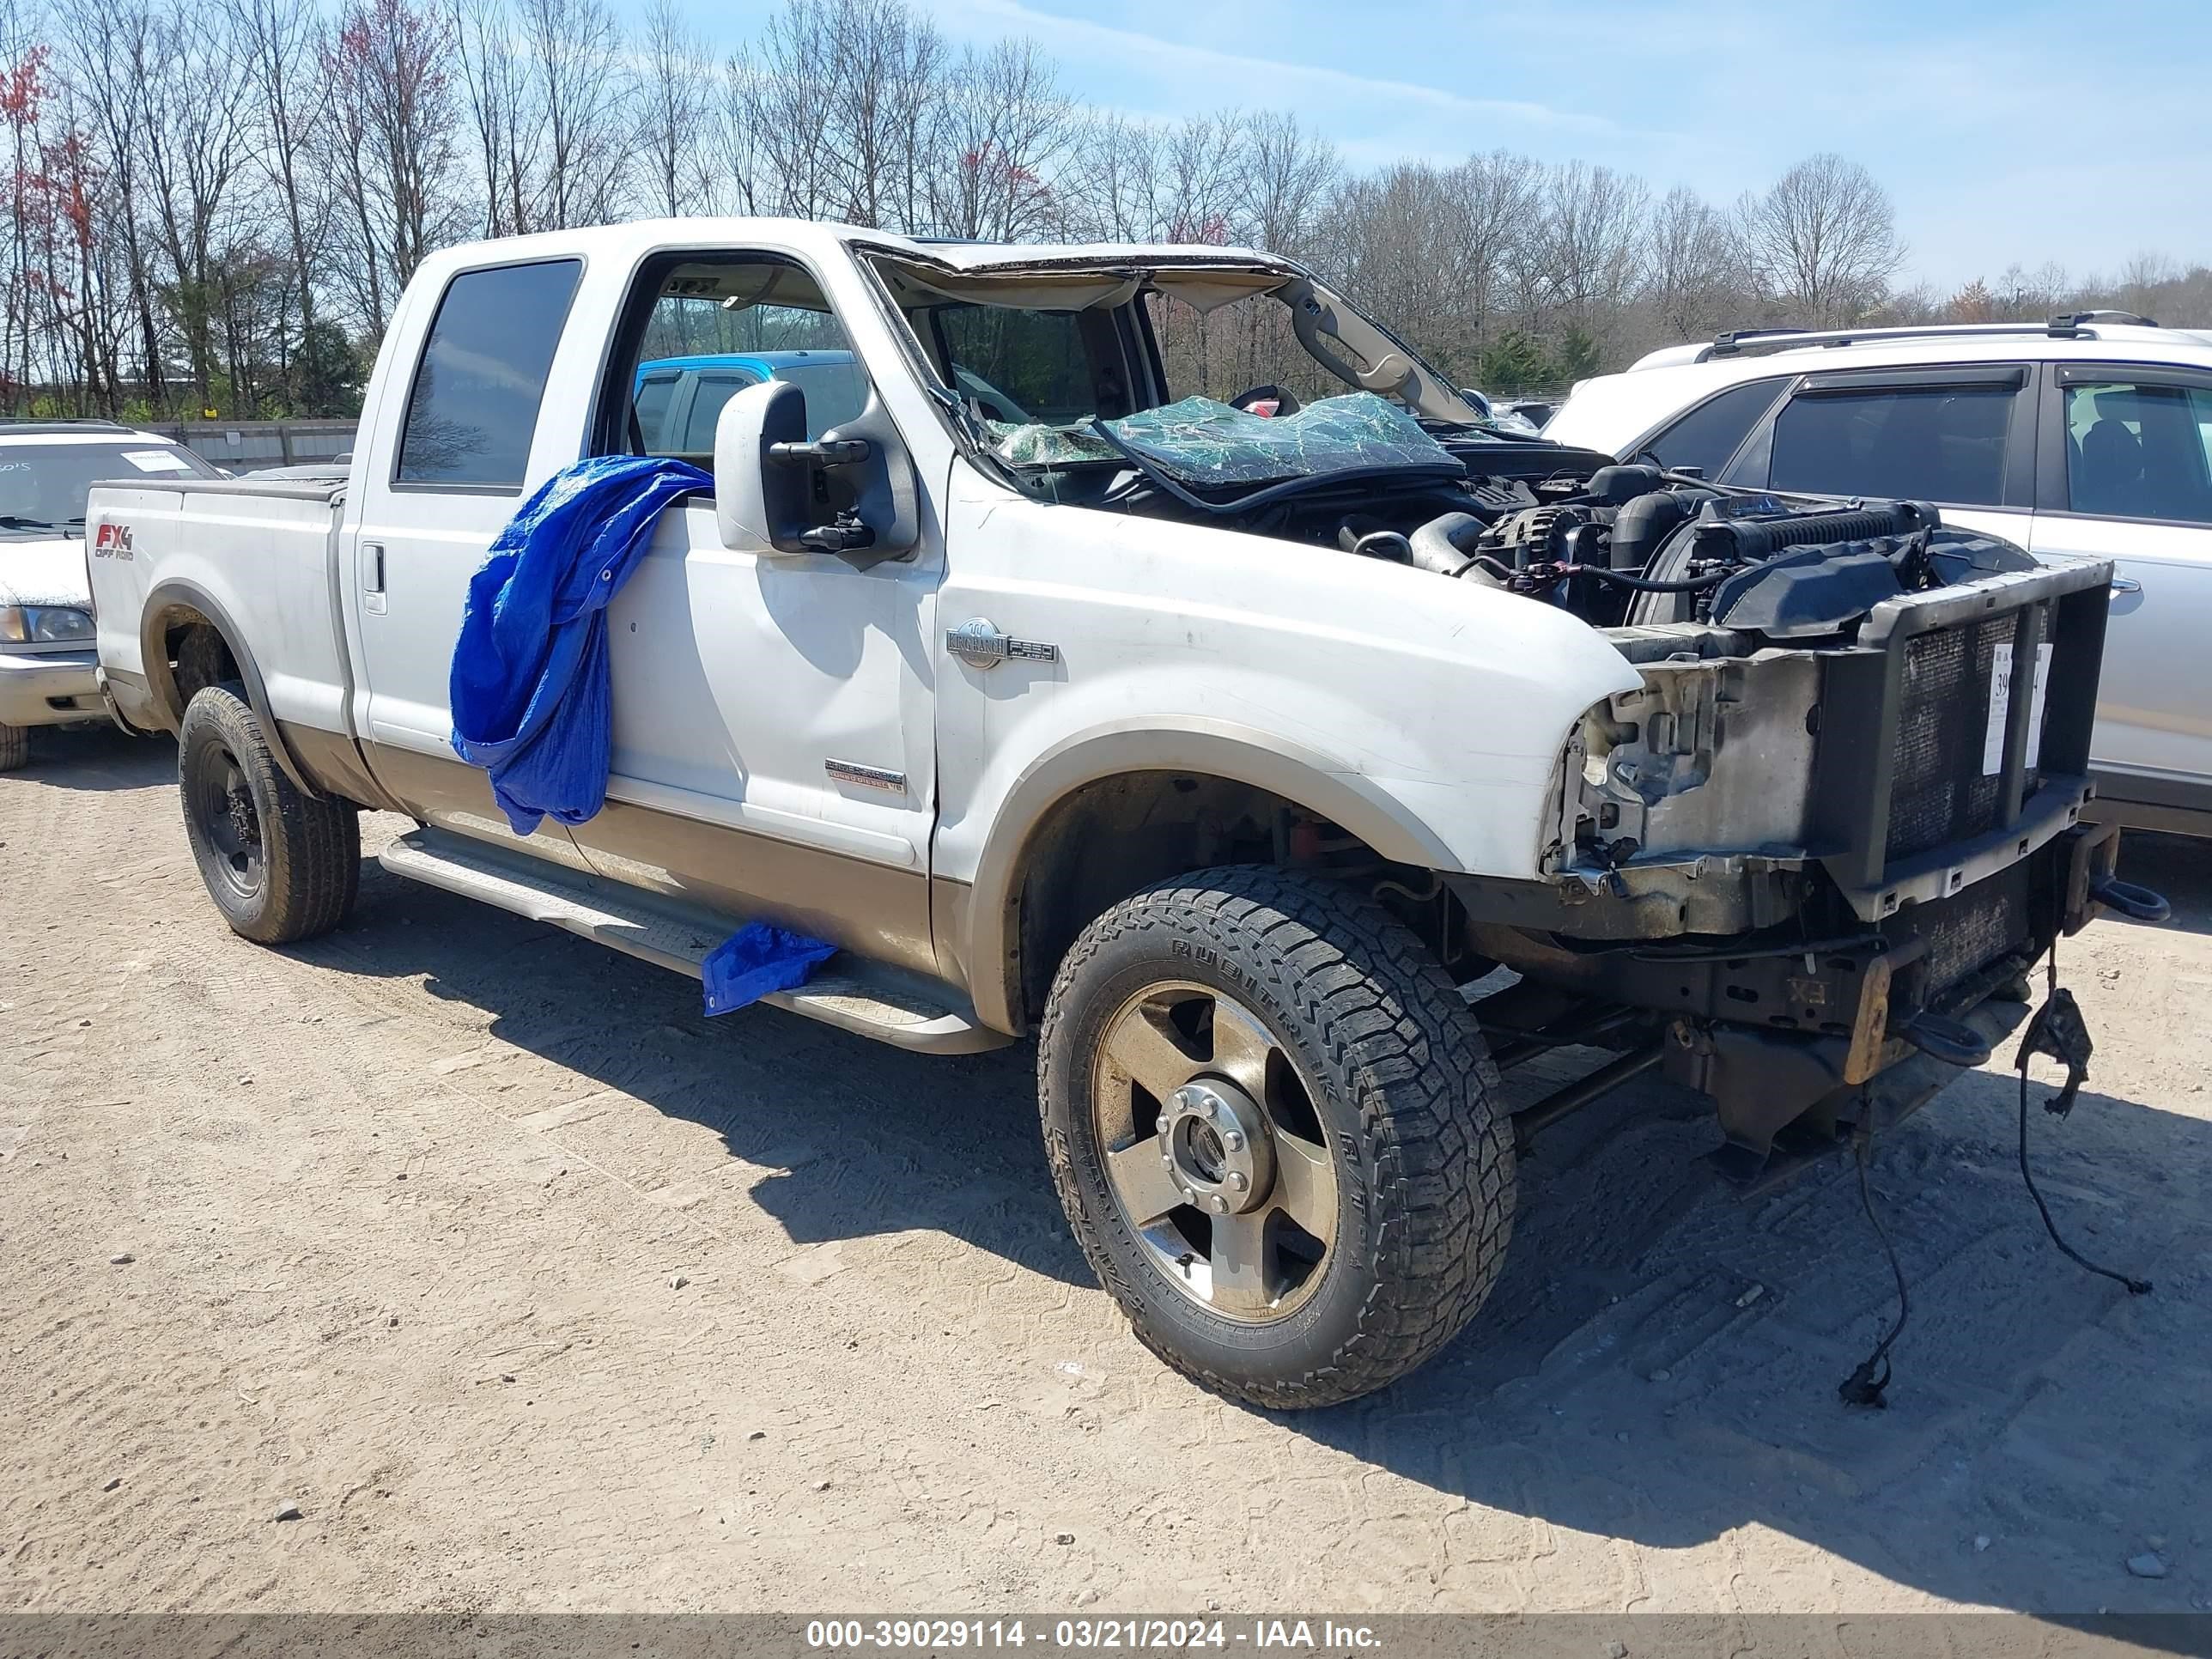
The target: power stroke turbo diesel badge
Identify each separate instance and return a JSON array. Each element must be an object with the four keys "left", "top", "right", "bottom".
[{"left": 945, "top": 618, "right": 1058, "bottom": 671}]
